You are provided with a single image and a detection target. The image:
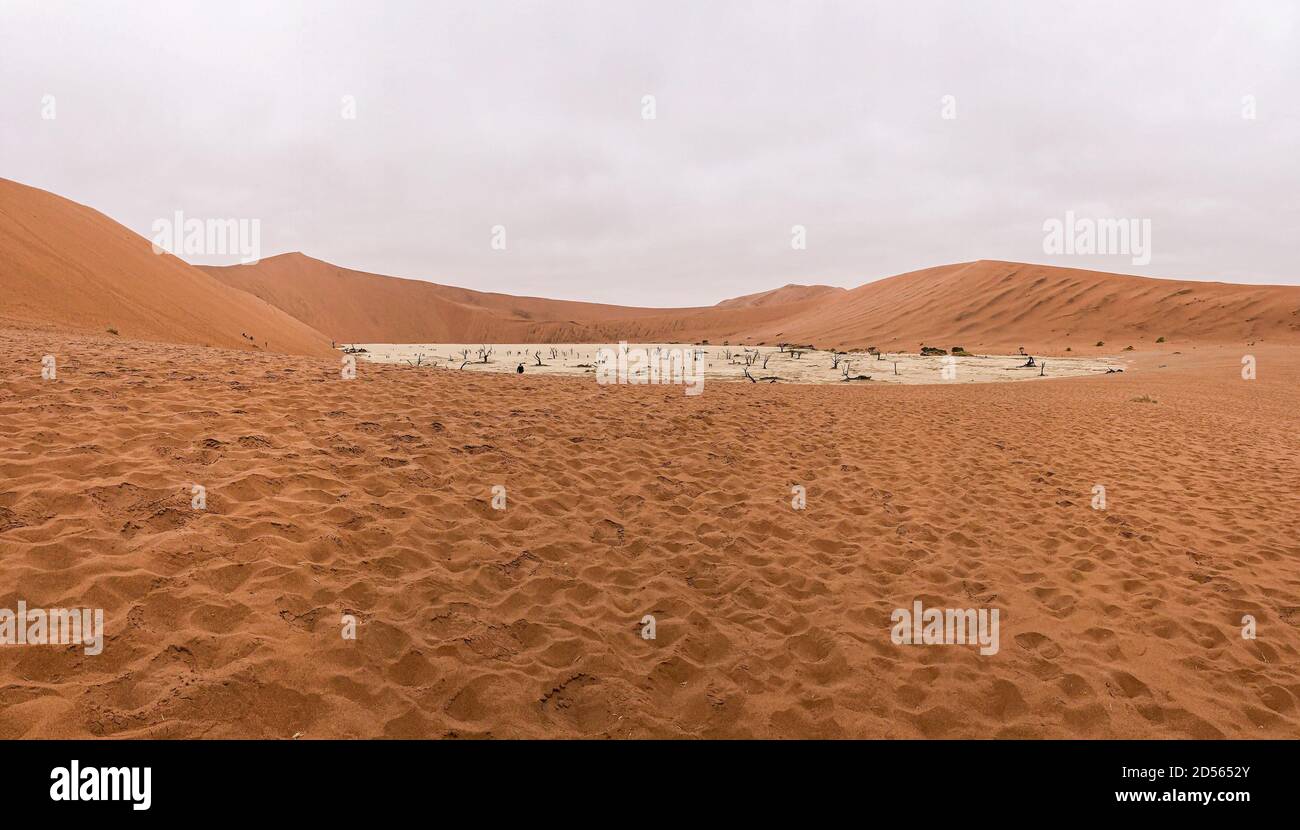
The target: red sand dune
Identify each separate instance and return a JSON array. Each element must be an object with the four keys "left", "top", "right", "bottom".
[
  {"left": 0, "top": 178, "right": 333, "bottom": 356},
  {"left": 740, "top": 260, "right": 1300, "bottom": 353},
  {"left": 5, "top": 177, "right": 1296, "bottom": 356},
  {"left": 207, "top": 254, "right": 1300, "bottom": 354},
  {"left": 203, "top": 253, "right": 690, "bottom": 345}
]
